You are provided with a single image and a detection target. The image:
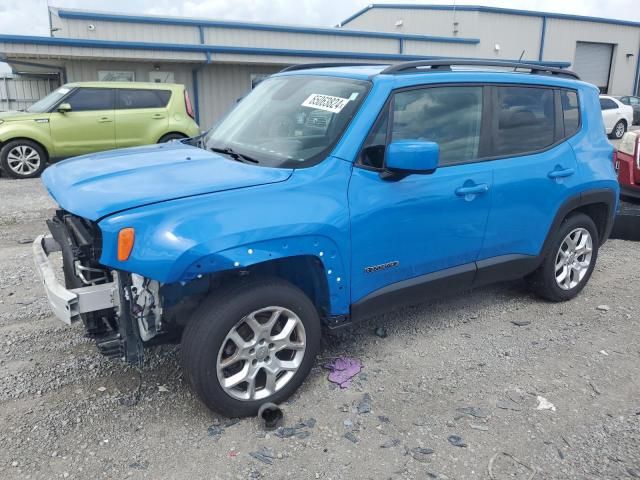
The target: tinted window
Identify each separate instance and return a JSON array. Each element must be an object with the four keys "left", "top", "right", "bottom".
[
  {"left": 630, "top": 97, "right": 640, "bottom": 106},
  {"left": 117, "top": 89, "right": 171, "bottom": 109},
  {"left": 66, "top": 88, "right": 114, "bottom": 111},
  {"left": 600, "top": 98, "right": 617, "bottom": 110},
  {"left": 620, "top": 96, "right": 630, "bottom": 105},
  {"left": 561, "top": 90, "right": 580, "bottom": 137},
  {"left": 391, "top": 86, "right": 483, "bottom": 166},
  {"left": 494, "top": 86, "right": 555, "bottom": 157}
]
